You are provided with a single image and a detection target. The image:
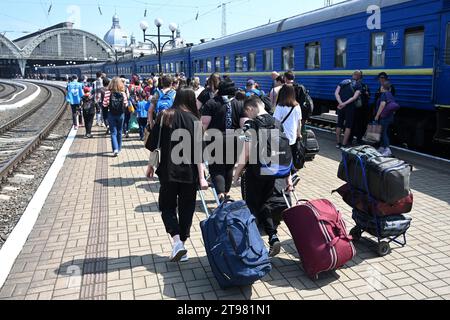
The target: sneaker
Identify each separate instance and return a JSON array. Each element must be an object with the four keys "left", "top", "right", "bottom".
[
  {"left": 83, "top": 135, "right": 89, "bottom": 139},
  {"left": 219, "top": 195, "right": 226, "bottom": 204},
  {"left": 113, "top": 150, "right": 119, "bottom": 157},
  {"left": 170, "top": 242, "right": 187, "bottom": 262},
  {"left": 87, "top": 134, "right": 93, "bottom": 139},
  {"left": 125, "top": 132, "right": 130, "bottom": 138},
  {"left": 180, "top": 253, "right": 189, "bottom": 263},
  {"left": 73, "top": 126, "right": 78, "bottom": 130},
  {"left": 336, "top": 143, "right": 342, "bottom": 149},
  {"left": 269, "top": 235, "right": 281, "bottom": 258}
]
